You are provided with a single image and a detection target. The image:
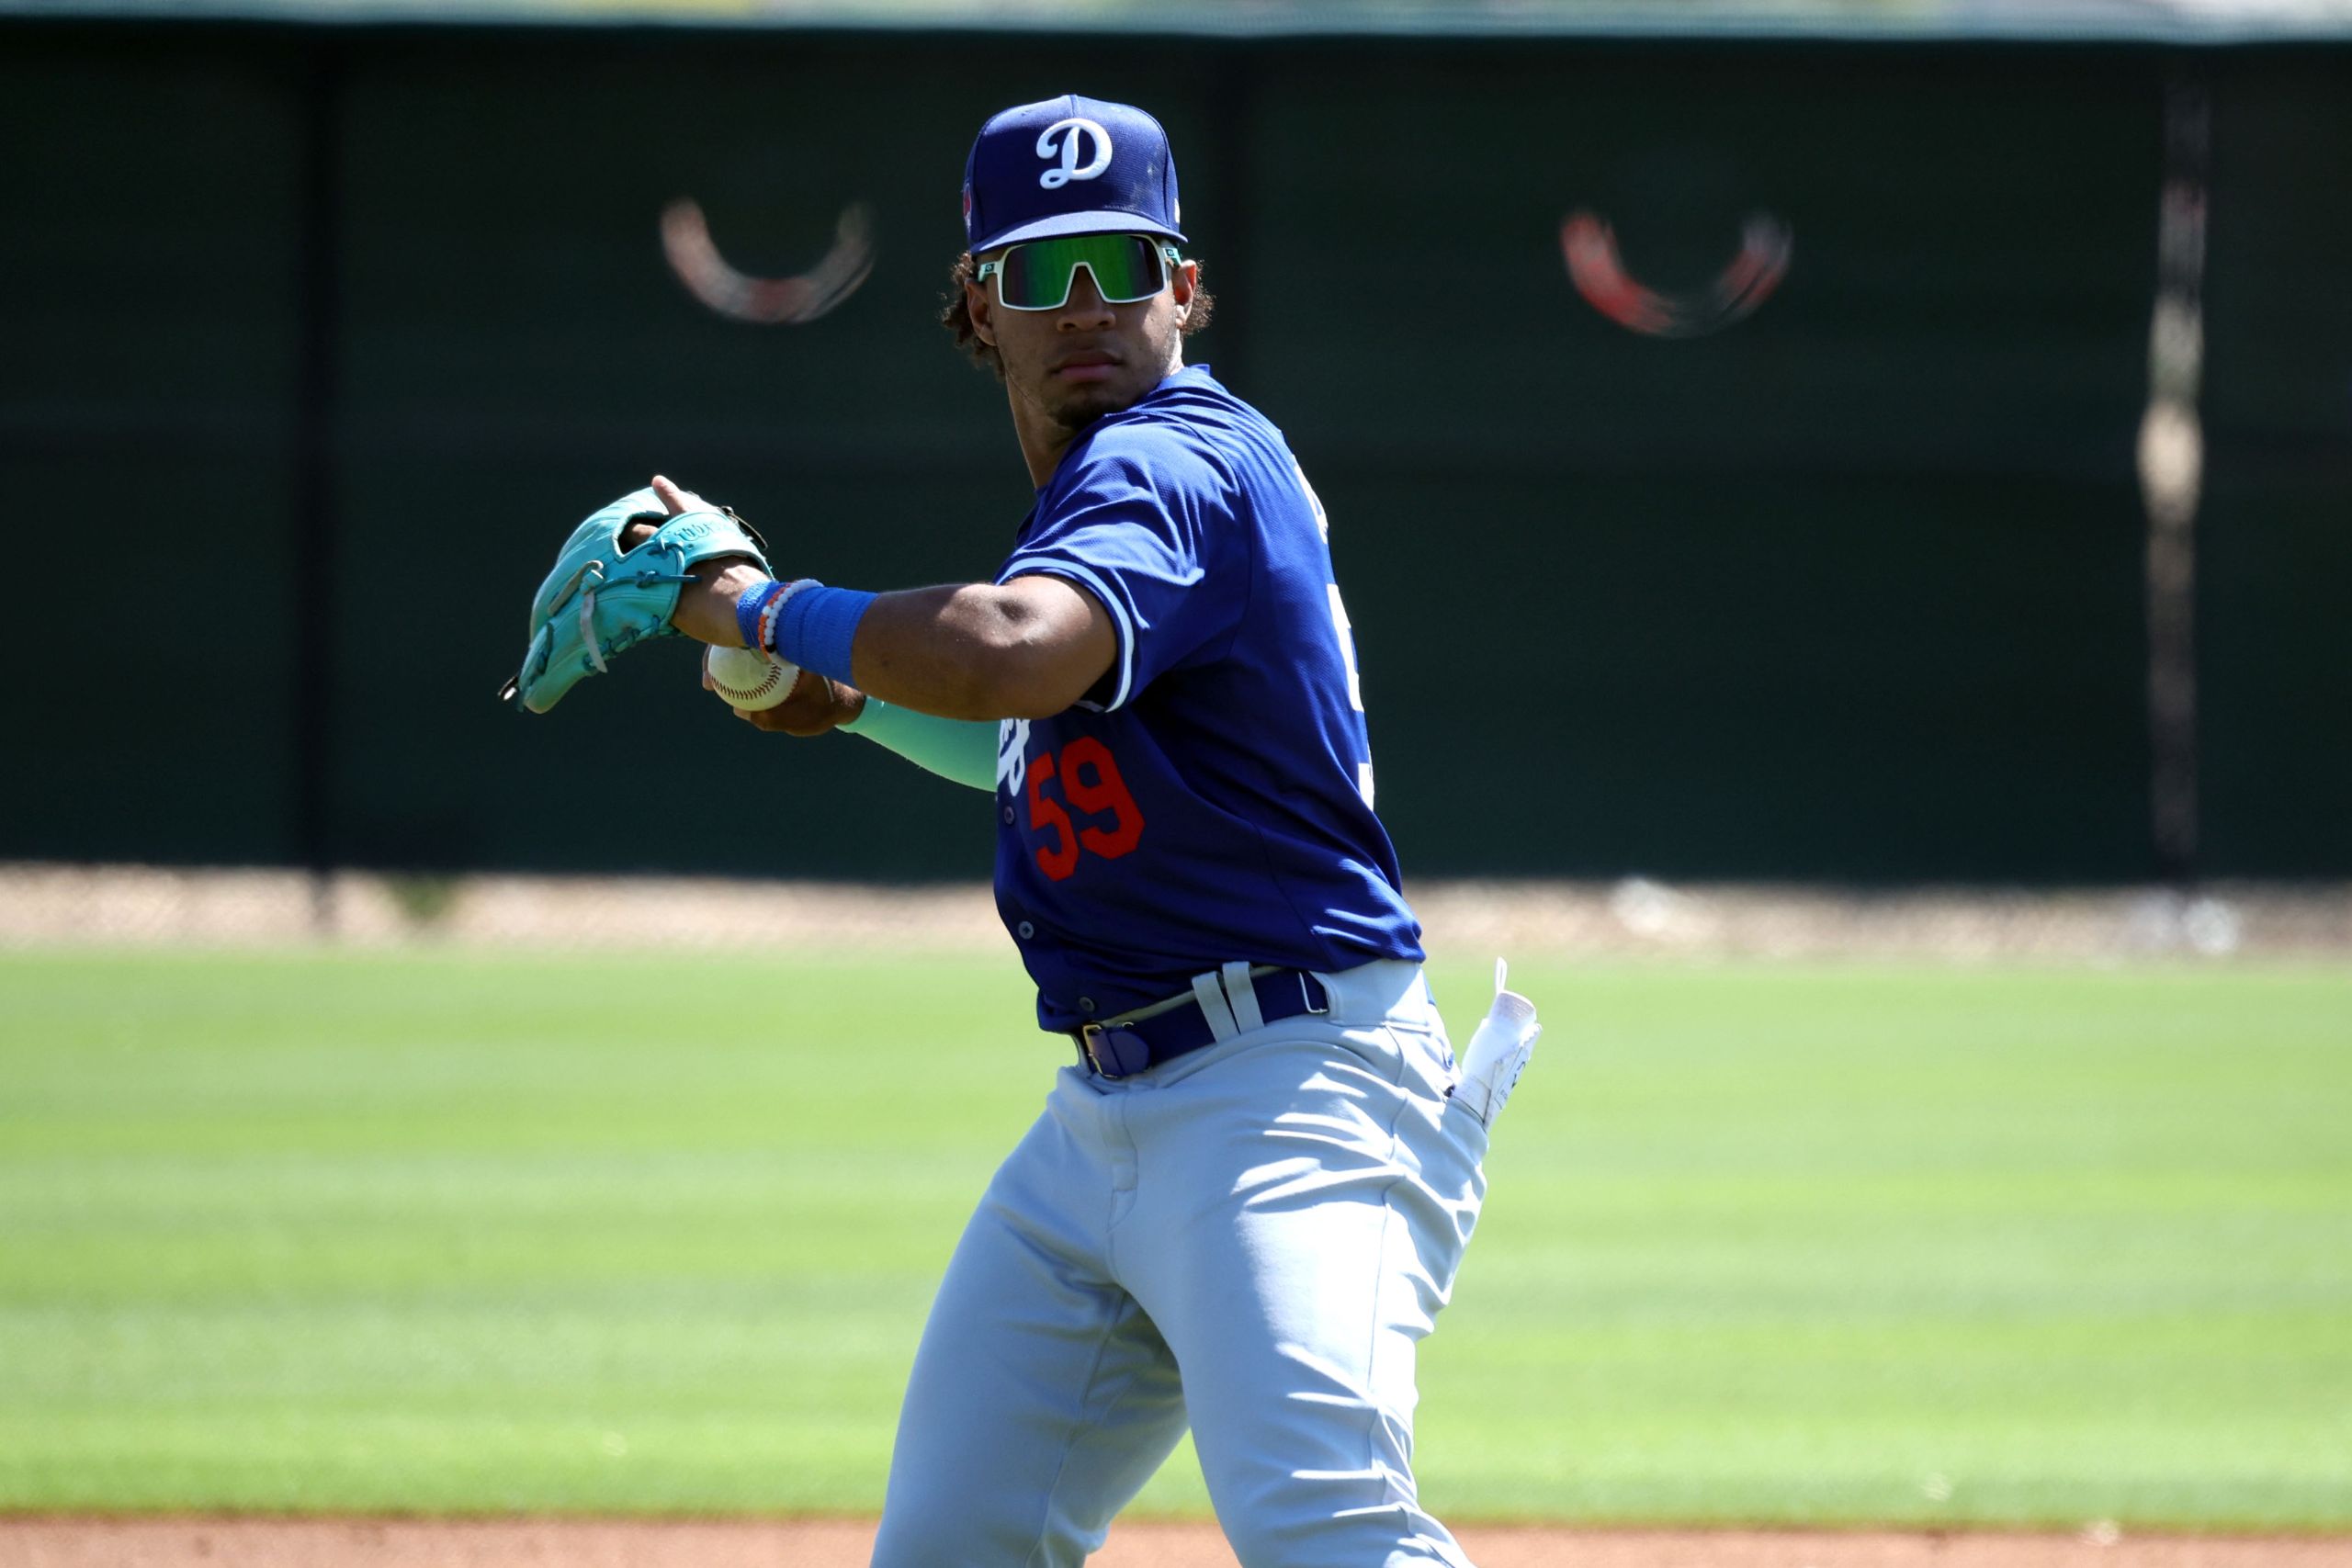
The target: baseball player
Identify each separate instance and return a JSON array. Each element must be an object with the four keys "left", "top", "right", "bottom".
[{"left": 514, "top": 94, "right": 1532, "bottom": 1568}]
